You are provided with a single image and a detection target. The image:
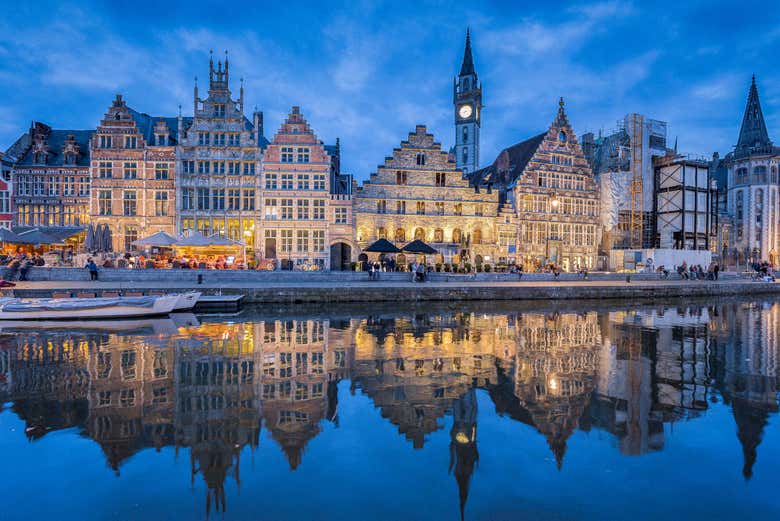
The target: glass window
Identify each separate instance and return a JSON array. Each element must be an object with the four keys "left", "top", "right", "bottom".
[
  {"left": 123, "top": 190, "right": 137, "bottom": 216},
  {"left": 154, "top": 191, "right": 168, "bottom": 216}
]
